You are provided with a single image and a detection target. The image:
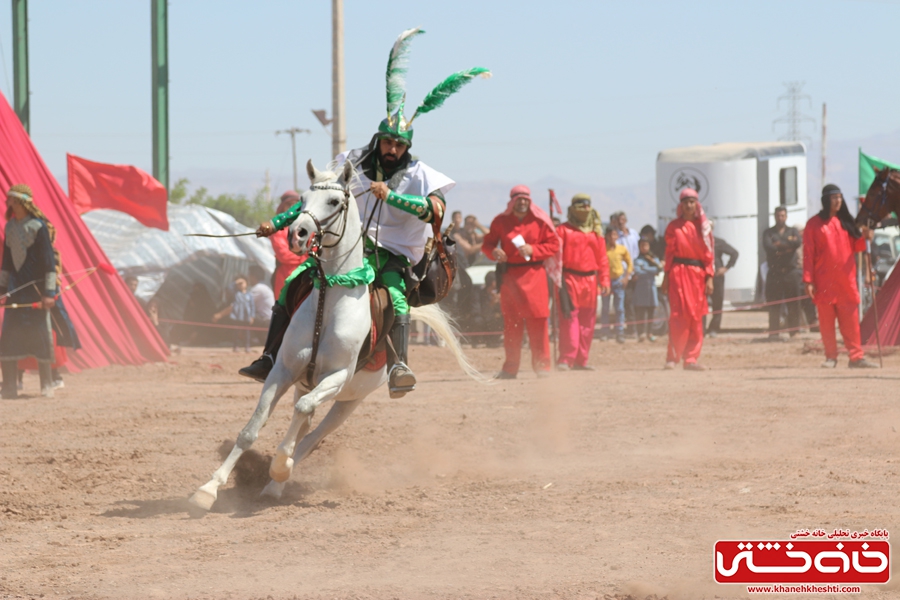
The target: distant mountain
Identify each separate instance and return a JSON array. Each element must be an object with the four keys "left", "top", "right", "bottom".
[{"left": 170, "top": 128, "right": 900, "bottom": 229}]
